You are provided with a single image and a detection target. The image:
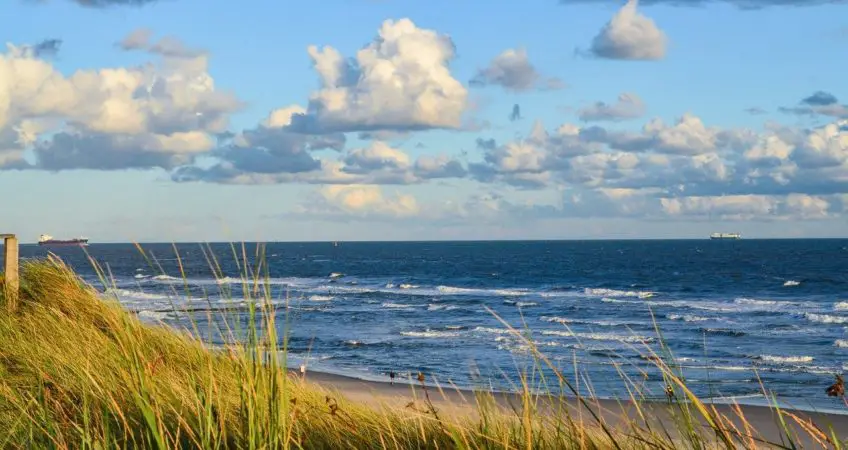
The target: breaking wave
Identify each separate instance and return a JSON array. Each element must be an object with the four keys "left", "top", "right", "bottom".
[
  {"left": 667, "top": 313, "right": 709, "bottom": 322},
  {"left": 382, "top": 302, "right": 415, "bottom": 309},
  {"left": 783, "top": 280, "right": 801, "bottom": 287},
  {"left": 400, "top": 330, "right": 460, "bottom": 338},
  {"left": 804, "top": 313, "right": 848, "bottom": 324},
  {"left": 540, "top": 330, "right": 653, "bottom": 343},
  {"left": 756, "top": 355, "right": 814, "bottom": 364},
  {"left": 584, "top": 288, "right": 655, "bottom": 298}
]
